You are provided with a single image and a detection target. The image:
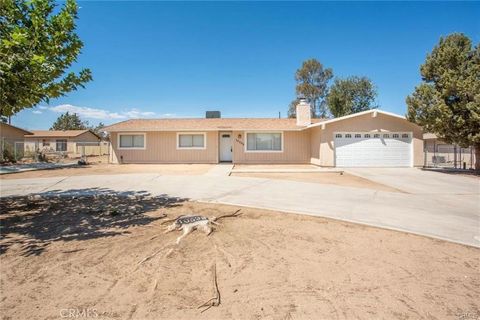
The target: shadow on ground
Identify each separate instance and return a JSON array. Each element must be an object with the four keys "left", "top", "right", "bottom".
[
  {"left": 0, "top": 188, "right": 187, "bottom": 256},
  {"left": 420, "top": 167, "right": 479, "bottom": 177}
]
